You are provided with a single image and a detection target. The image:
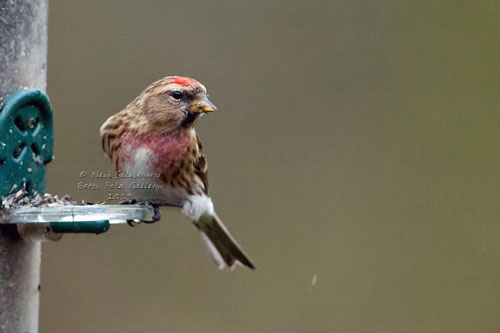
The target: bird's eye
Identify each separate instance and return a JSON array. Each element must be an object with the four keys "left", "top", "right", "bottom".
[{"left": 171, "top": 91, "right": 183, "bottom": 100}]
